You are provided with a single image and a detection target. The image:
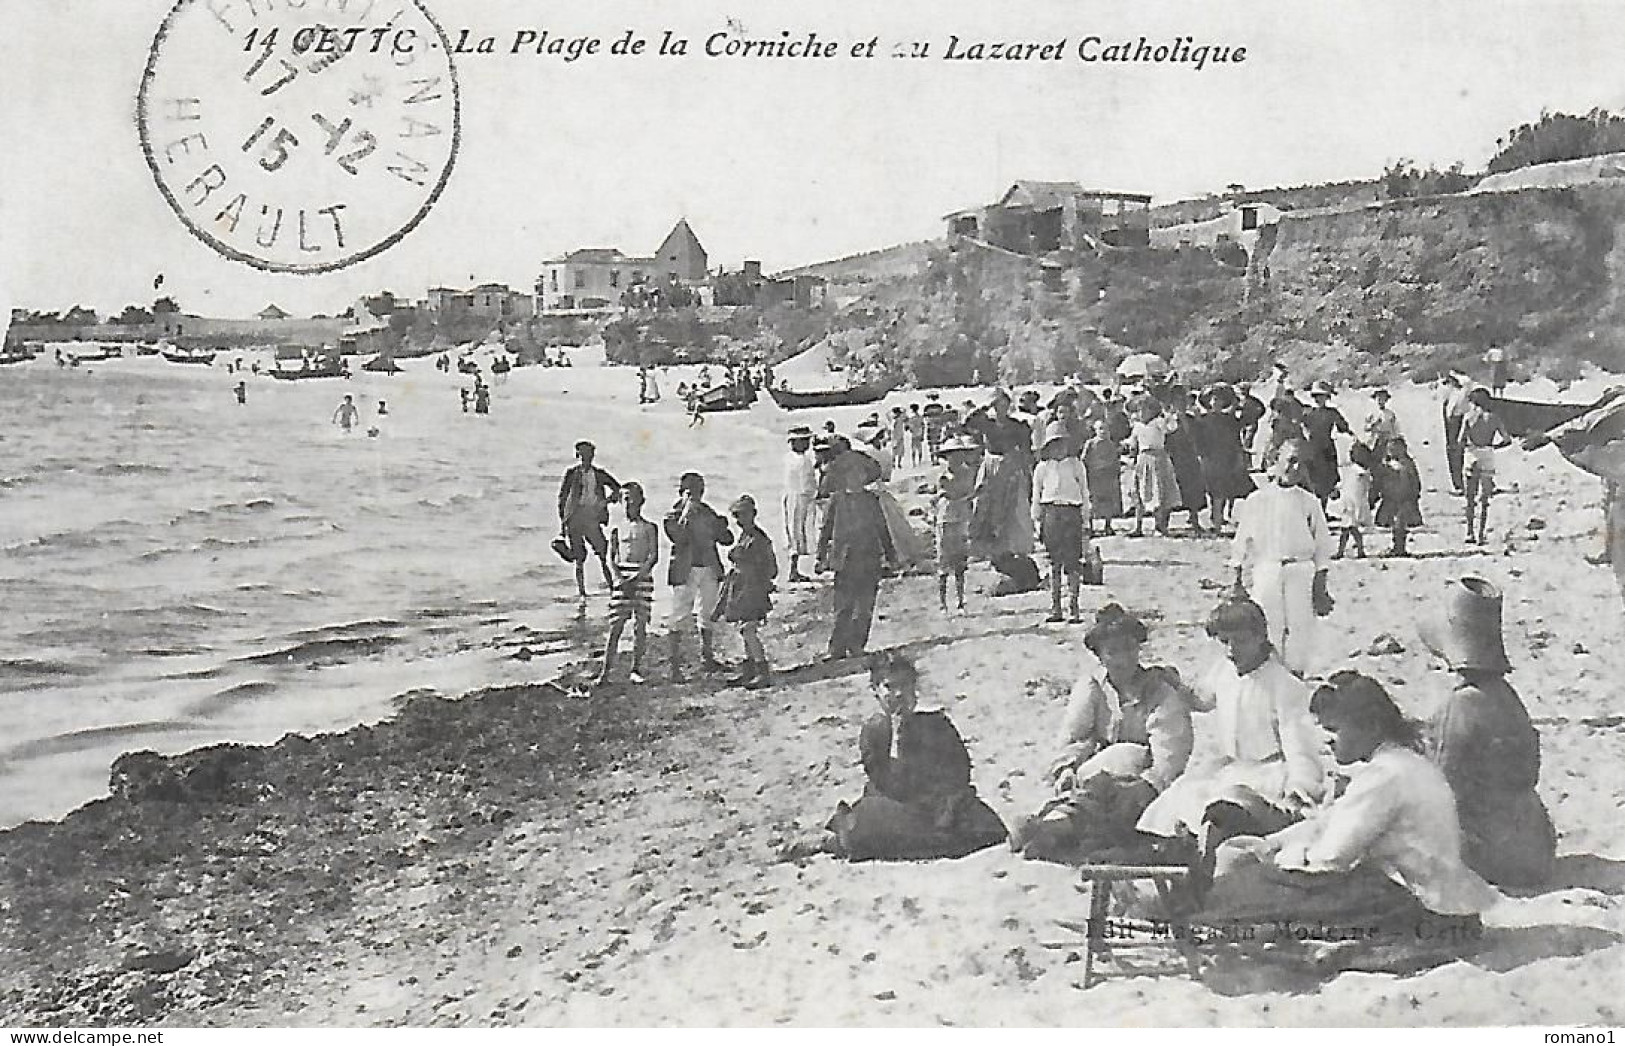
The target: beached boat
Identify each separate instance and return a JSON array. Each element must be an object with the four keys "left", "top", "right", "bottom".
[
  {"left": 768, "top": 378, "right": 898, "bottom": 411},
  {"left": 361, "top": 353, "right": 401, "bottom": 373},
  {"left": 1488, "top": 391, "right": 1619, "bottom": 437},
  {"left": 696, "top": 382, "right": 758, "bottom": 413},
  {"left": 0, "top": 350, "right": 34, "bottom": 366},
  {"left": 162, "top": 346, "right": 216, "bottom": 365},
  {"left": 133, "top": 342, "right": 161, "bottom": 357},
  {"left": 270, "top": 355, "right": 349, "bottom": 379},
  {"left": 65, "top": 342, "right": 122, "bottom": 363}
]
